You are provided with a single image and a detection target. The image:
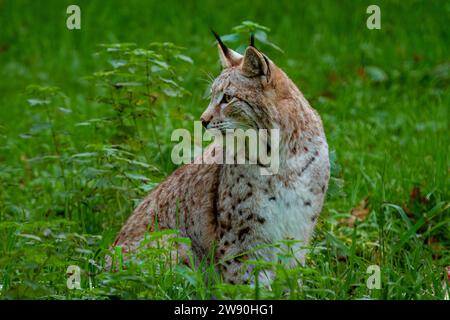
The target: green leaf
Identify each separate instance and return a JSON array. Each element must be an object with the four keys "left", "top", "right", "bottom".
[
  {"left": 162, "top": 87, "right": 182, "bottom": 97},
  {"left": 27, "top": 99, "right": 50, "bottom": 106},
  {"left": 365, "top": 66, "right": 388, "bottom": 83},
  {"left": 109, "top": 59, "right": 128, "bottom": 69},
  {"left": 383, "top": 203, "right": 413, "bottom": 229},
  {"left": 17, "top": 233, "right": 42, "bottom": 242},
  {"left": 220, "top": 33, "right": 240, "bottom": 43},
  {"left": 254, "top": 30, "right": 268, "bottom": 42},
  {"left": 392, "top": 217, "right": 426, "bottom": 253},
  {"left": 124, "top": 173, "right": 150, "bottom": 182},
  {"left": 150, "top": 59, "right": 169, "bottom": 69},
  {"left": 29, "top": 122, "right": 51, "bottom": 134},
  {"left": 174, "top": 54, "right": 193, "bottom": 64},
  {"left": 167, "top": 237, "right": 192, "bottom": 246},
  {"left": 232, "top": 20, "right": 270, "bottom": 33},
  {"left": 114, "top": 82, "right": 144, "bottom": 88},
  {"left": 139, "top": 182, "right": 158, "bottom": 193},
  {"left": 429, "top": 63, "right": 450, "bottom": 81},
  {"left": 71, "top": 152, "right": 99, "bottom": 158},
  {"left": 58, "top": 107, "right": 72, "bottom": 114}
]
